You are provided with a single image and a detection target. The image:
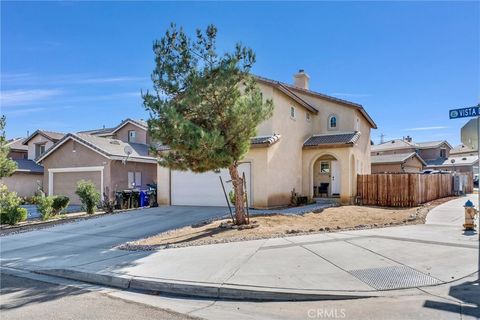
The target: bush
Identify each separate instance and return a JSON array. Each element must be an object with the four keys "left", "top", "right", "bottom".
[
  {"left": 52, "top": 196, "right": 70, "bottom": 215},
  {"left": 0, "top": 184, "right": 28, "bottom": 225},
  {"left": 36, "top": 196, "right": 54, "bottom": 220},
  {"left": 75, "top": 180, "right": 100, "bottom": 214}
]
